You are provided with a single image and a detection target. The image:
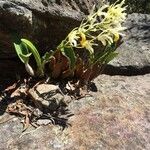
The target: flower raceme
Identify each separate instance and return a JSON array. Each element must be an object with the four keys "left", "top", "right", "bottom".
[{"left": 63, "top": 0, "right": 127, "bottom": 53}]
